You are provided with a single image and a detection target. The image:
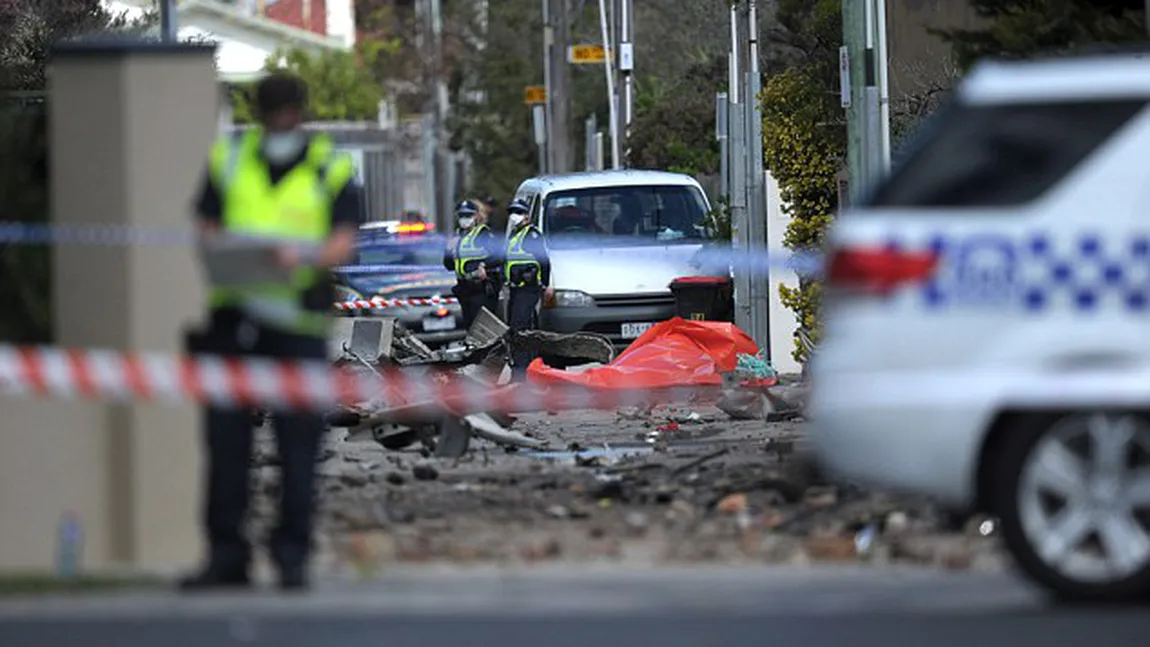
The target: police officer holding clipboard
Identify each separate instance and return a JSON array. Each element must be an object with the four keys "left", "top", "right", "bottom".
[{"left": 183, "top": 73, "right": 362, "bottom": 592}]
